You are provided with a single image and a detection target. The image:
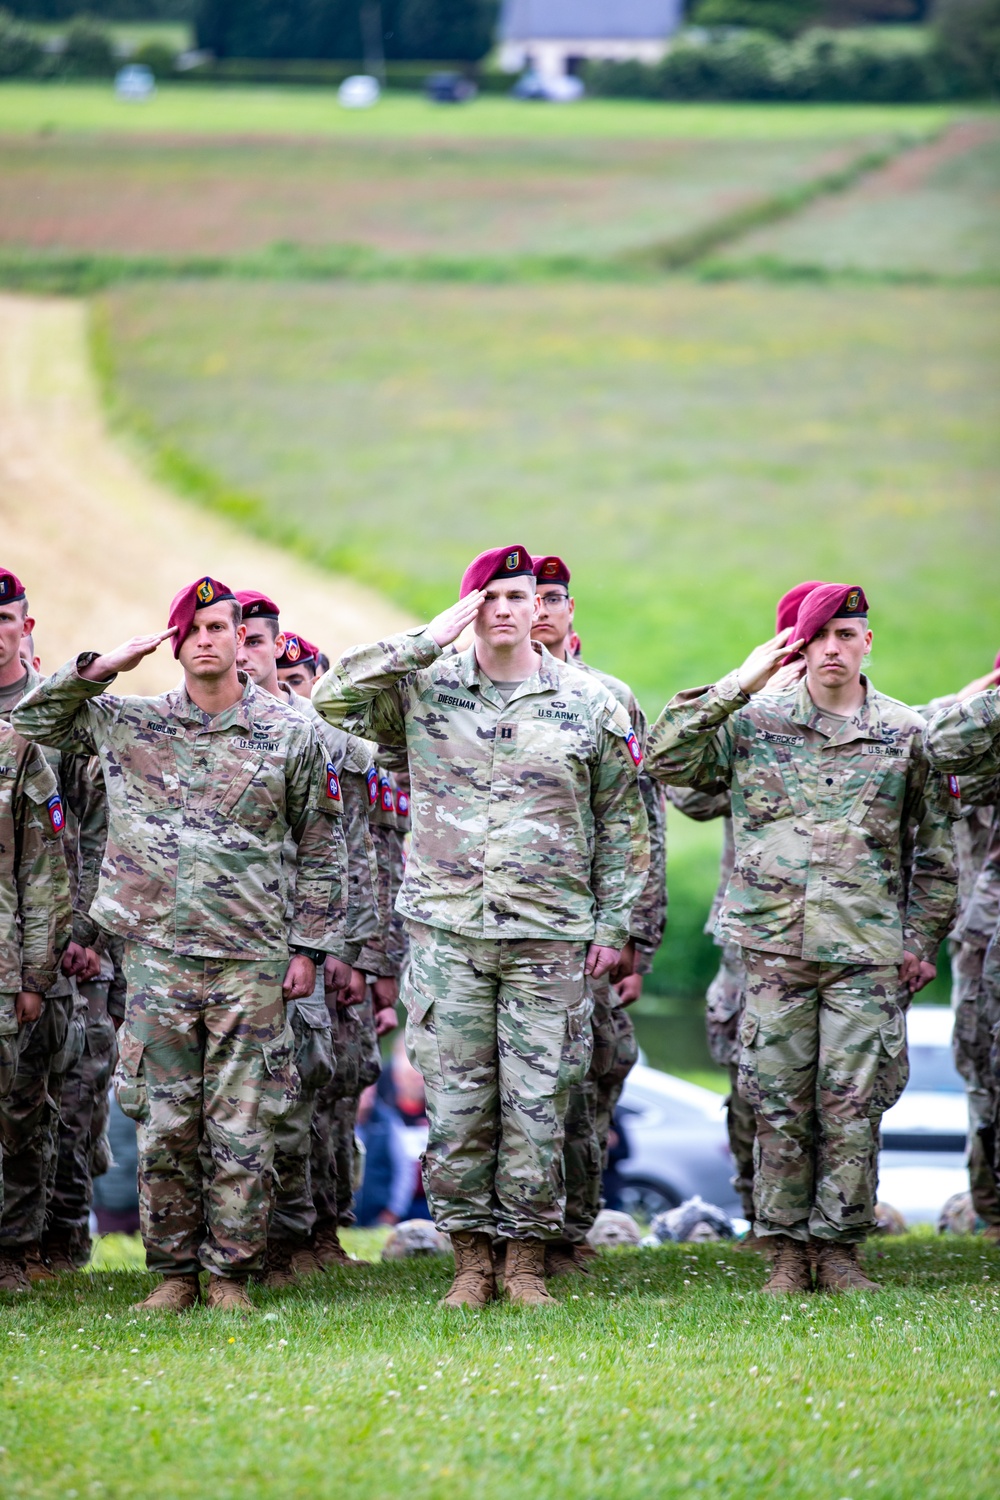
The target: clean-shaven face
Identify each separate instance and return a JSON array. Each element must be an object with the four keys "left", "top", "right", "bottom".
[
  {"left": 178, "top": 602, "right": 244, "bottom": 680},
  {"left": 277, "top": 664, "right": 316, "bottom": 699},
  {"left": 236, "top": 620, "right": 284, "bottom": 685},
  {"left": 802, "top": 618, "right": 872, "bottom": 689},
  {"left": 475, "top": 577, "right": 538, "bottom": 651},
  {"left": 0, "top": 600, "right": 32, "bottom": 680}
]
